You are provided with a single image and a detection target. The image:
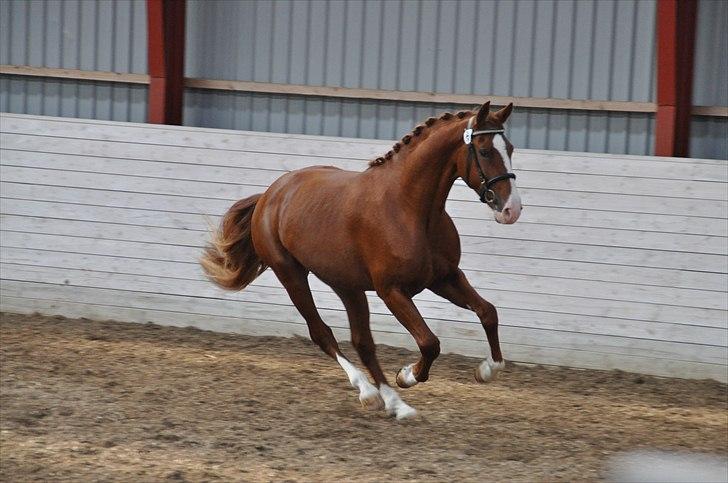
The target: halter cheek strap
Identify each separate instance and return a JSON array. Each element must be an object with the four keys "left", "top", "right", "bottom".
[{"left": 463, "top": 117, "right": 516, "bottom": 206}]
